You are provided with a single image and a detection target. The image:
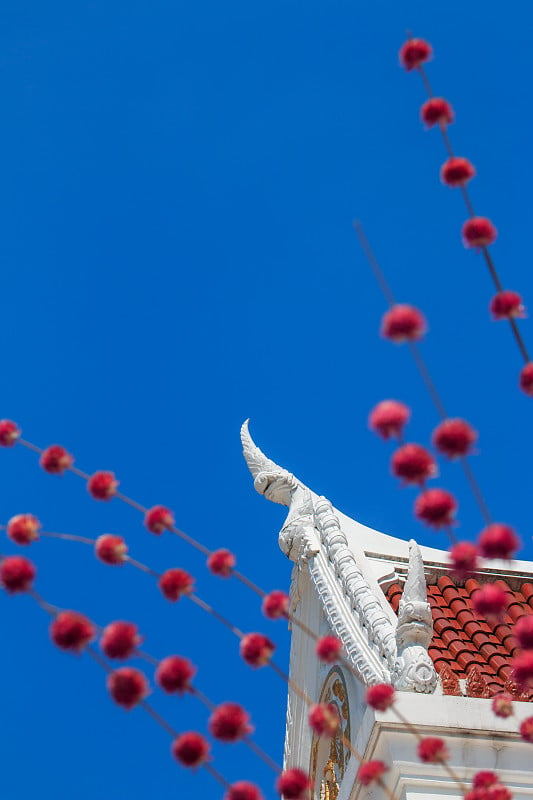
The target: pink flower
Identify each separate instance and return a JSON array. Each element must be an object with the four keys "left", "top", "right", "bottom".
[
  {"left": 477, "top": 523, "right": 520, "bottom": 560},
  {"left": 519, "top": 363, "right": 533, "bottom": 397},
  {"left": 368, "top": 400, "right": 410, "bottom": 440},
  {"left": 391, "top": 443, "right": 436, "bottom": 485},
  {"left": 515, "top": 615, "right": 533, "bottom": 649},
  {"left": 0, "top": 419, "right": 21, "bottom": 447},
  {"left": 472, "top": 584, "right": 508, "bottom": 621},
  {"left": 262, "top": 590, "right": 290, "bottom": 619},
  {"left": 414, "top": 488, "right": 457, "bottom": 528},
  {"left": 315, "top": 636, "right": 342, "bottom": 663},
  {"left": 50, "top": 611, "right": 95, "bottom": 653},
  {"left": 208, "top": 702, "right": 253, "bottom": 742},
  {"left": 207, "top": 548, "right": 236, "bottom": 577},
  {"left": 421, "top": 98, "right": 454, "bottom": 128},
  {"left": 6, "top": 514, "right": 40, "bottom": 545},
  {"left": 158, "top": 568, "right": 195, "bottom": 601},
  {"left": 450, "top": 542, "right": 478, "bottom": 579},
  {"left": 39, "top": 445, "right": 73, "bottom": 474},
  {"left": 473, "top": 772, "right": 498, "bottom": 789},
  {"left": 308, "top": 703, "right": 340, "bottom": 737},
  {"left": 100, "top": 621, "right": 142, "bottom": 659},
  {"left": 490, "top": 290, "right": 526, "bottom": 320},
  {"left": 512, "top": 651, "right": 533, "bottom": 688},
  {"left": 462, "top": 217, "right": 497, "bottom": 248},
  {"left": 520, "top": 716, "right": 533, "bottom": 743},
  {"left": 95, "top": 534, "right": 128, "bottom": 565},
  {"left": 441, "top": 157, "right": 476, "bottom": 187},
  {"left": 417, "top": 737, "right": 449, "bottom": 763},
  {"left": 432, "top": 418, "right": 477, "bottom": 459},
  {"left": 87, "top": 471, "right": 118, "bottom": 501},
  {"left": 381, "top": 304, "right": 426, "bottom": 343},
  {"left": 171, "top": 732, "right": 210, "bottom": 768},
  {"left": 357, "top": 760, "right": 388, "bottom": 786},
  {"left": 399, "top": 38, "right": 432, "bottom": 71},
  {"left": 491, "top": 694, "right": 514, "bottom": 718},
  {"left": 156, "top": 655, "right": 196, "bottom": 694},
  {"left": 366, "top": 683, "right": 395, "bottom": 711},
  {"left": 276, "top": 768, "right": 311, "bottom": 800},
  {"left": 107, "top": 667, "right": 149, "bottom": 710},
  {"left": 0, "top": 555, "right": 36, "bottom": 593},
  {"left": 240, "top": 633, "right": 275, "bottom": 668},
  {"left": 144, "top": 505, "right": 175, "bottom": 535},
  {"left": 225, "top": 782, "right": 264, "bottom": 800}
]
